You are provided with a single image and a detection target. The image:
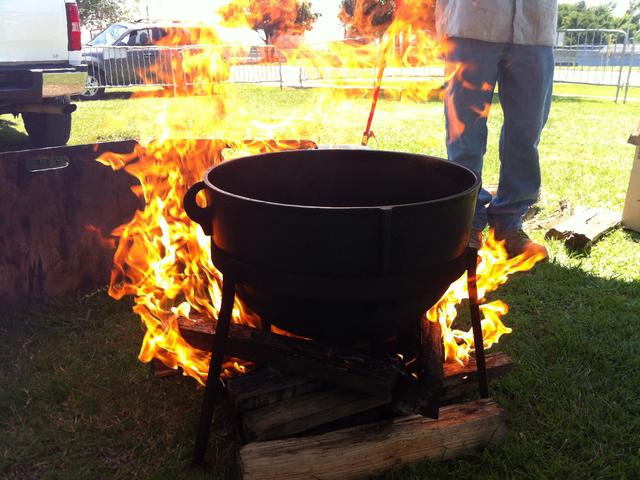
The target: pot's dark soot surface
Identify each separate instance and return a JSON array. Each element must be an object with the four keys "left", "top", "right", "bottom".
[{"left": 185, "top": 148, "right": 480, "bottom": 342}]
